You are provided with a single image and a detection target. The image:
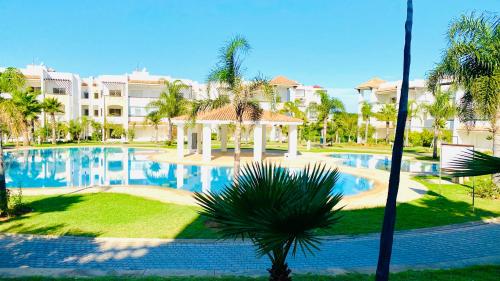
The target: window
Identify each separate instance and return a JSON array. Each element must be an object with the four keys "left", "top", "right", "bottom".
[
  {"left": 83, "top": 109, "right": 89, "bottom": 116},
  {"left": 94, "top": 92, "right": 99, "bottom": 99},
  {"left": 53, "top": 87, "right": 66, "bottom": 95},
  {"left": 108, "top": 108, "right": 122, "bottom": 116},
  {"left": 29, "top": 86, "right": 41, "bottom": 93},
  {"left": 83, "top": 92, "right": 89, "bottom": 99},
  {"left": 109, "top": 90, "right": 121, "bottom": 97},
  {"left": 94, "top": 109, "right": 99, "bottom": 117}
]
